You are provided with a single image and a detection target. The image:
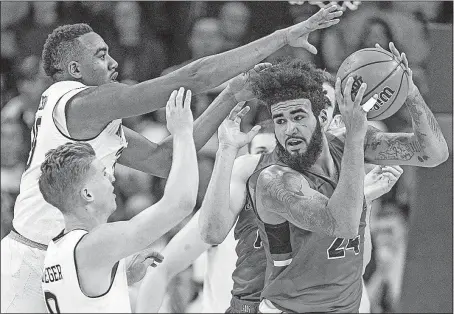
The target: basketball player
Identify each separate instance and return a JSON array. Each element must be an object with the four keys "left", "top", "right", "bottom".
[
  {"left": 136, "top": 102, "right": 401, "bottom": 313},
  {"left": 1, "top": 6, "right": 343, "bottom": 312},
  {"left": 134, "top": 120, "right": 275, "bottom": 313},
  {"left": 199, "top": 47, "right": 448, "bottom": 313},
  {"left": 40, "top": 87, "right": 197, "bottom": 313}
]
